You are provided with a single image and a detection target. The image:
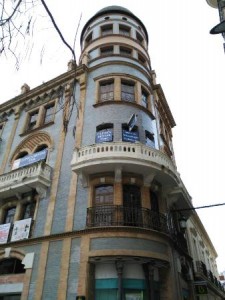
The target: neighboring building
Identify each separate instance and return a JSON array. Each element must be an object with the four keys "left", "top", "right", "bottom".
[
  {"left": 187, "top": 213, "right": 225, "bottom": 299},
  {"left": 0, "top": 5, "right": 224, "bottom": 300}
]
